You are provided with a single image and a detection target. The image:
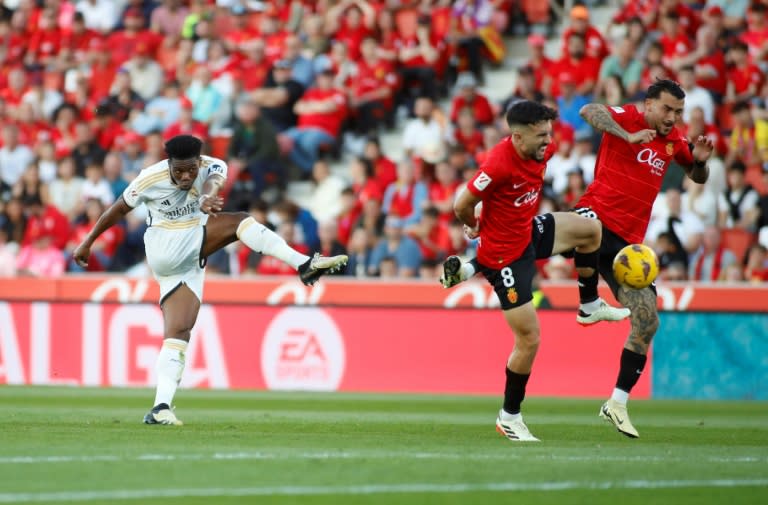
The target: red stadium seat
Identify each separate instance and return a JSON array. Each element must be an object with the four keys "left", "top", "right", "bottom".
[
  {"left": 720, "top": 228, "right": 757, "bottom": 262},
  {"left": 209, "top": 135, "right": 231, "bottom": 160}
]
